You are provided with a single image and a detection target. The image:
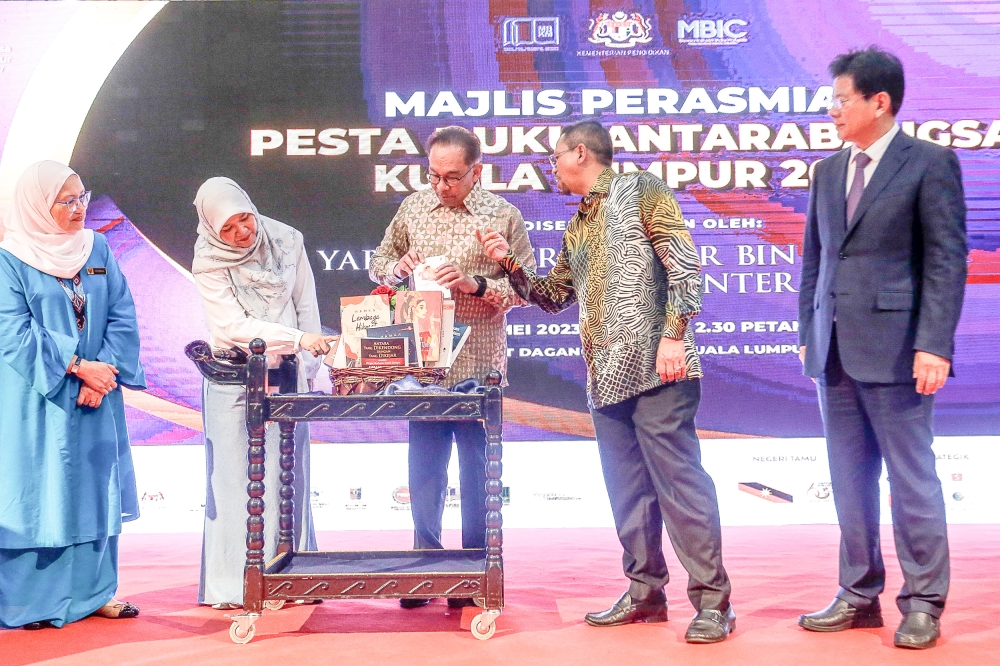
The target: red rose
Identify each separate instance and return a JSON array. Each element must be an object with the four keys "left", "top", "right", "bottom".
[{"left": 371, "top": 285, "right": 396, "bottom": 298}]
